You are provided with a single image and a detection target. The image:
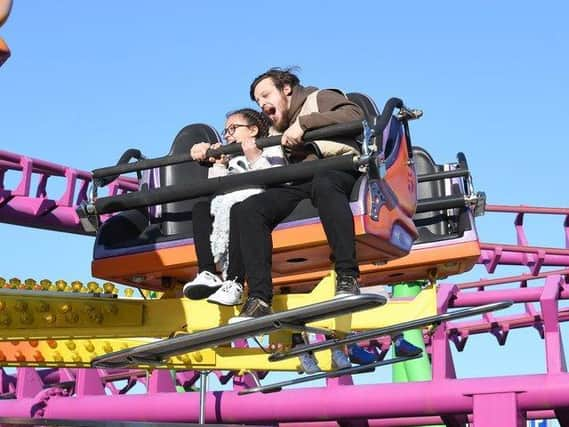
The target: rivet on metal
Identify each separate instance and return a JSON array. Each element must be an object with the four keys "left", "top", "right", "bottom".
[{"left": 55, "top": 280, "right": 67, "bottom": 292}]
